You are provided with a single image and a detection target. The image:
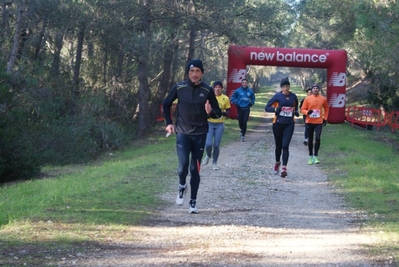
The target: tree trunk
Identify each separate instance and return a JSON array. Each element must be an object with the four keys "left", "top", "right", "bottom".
[
  {"left": 73, "top": 25, "right": 85, "bottom": 97},
  {"left": 7, "top": 0, "right": 25, "bottom": 74},
  {"left": 50, "top": 32, "right": 64, "bottom": 77},
  {"left": 187, "top": 26, "right": 197, "bottom": 63},
  {"left": 102, "top": 46, "right": 108, "bottom": 85},
  {"left": 252, "top": 77, "right": 260, "bottom": 93},
  {"left": 33, "top": 17, "right": 47, "bottom": 60},
  {"left": 114, "top": 42, "right": 124, "bottom": 80},
  {"left": 136, "top": 1, "right": 152, "bottom": 137},
  {"left": 151, "top": 27, "right": 178, "bottom": 121}
]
